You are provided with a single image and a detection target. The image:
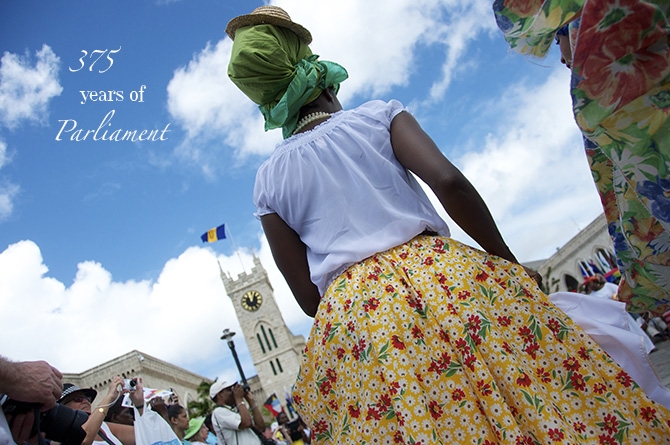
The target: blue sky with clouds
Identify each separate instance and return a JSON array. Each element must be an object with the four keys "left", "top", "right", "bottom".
[{"left": 0, "top": 0, "right": 604, "bottom": 385}]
